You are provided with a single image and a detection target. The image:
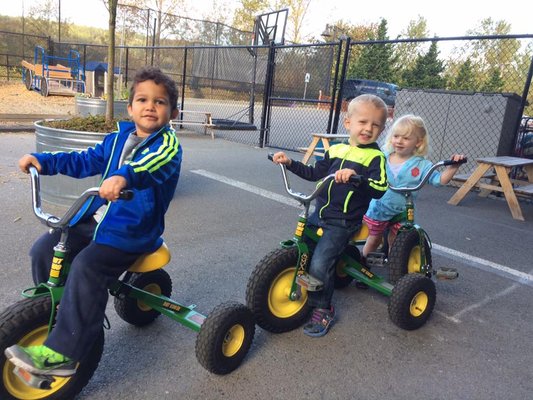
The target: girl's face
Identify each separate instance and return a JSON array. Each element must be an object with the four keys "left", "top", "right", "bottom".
[
  {"left": 391, "top": 131, "right": 422, "bottom": 158},
  {"left": 343, "top": 103, "right": 385, "bottom": 146}
]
